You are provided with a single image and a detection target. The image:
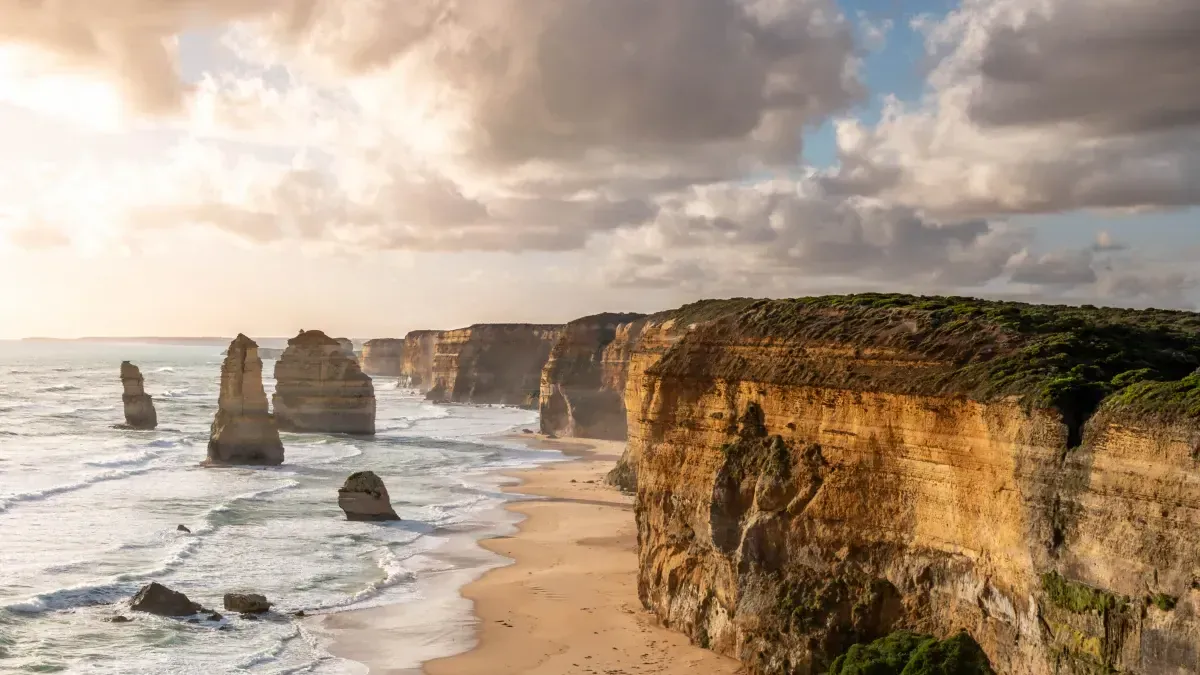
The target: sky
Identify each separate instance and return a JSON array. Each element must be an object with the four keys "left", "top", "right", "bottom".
[{"left": 0, "top": 0, "right": 1196, "bottom": 338}]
